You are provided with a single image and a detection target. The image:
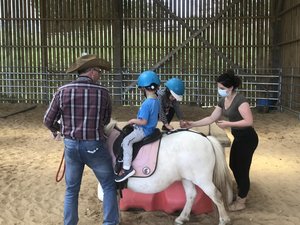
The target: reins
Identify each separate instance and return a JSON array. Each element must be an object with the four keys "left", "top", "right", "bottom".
[{"left": 56, "top": 151, "right": 65, "bottom": 182}]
